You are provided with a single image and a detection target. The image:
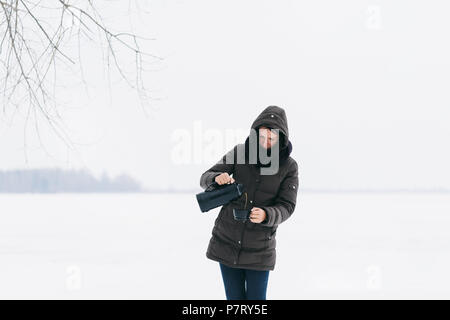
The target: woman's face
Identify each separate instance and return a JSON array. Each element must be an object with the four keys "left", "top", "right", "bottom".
[{"left": 258, "top": 126, "right": 279, "bottom": 149}]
